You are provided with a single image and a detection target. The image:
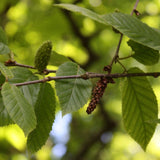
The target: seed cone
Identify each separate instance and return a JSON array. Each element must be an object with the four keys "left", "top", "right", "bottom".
[
  {"left": 34, "top": 40, "right": 52, "bottom": 73},
  {"left": 86, "top": 78, "right": 108, "bottom": 114}
]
